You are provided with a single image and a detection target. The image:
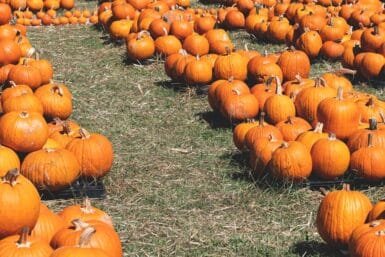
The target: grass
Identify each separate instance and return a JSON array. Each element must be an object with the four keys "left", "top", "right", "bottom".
[{"left": 26, "top": 1, "right": 385, "bottom": 256}]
